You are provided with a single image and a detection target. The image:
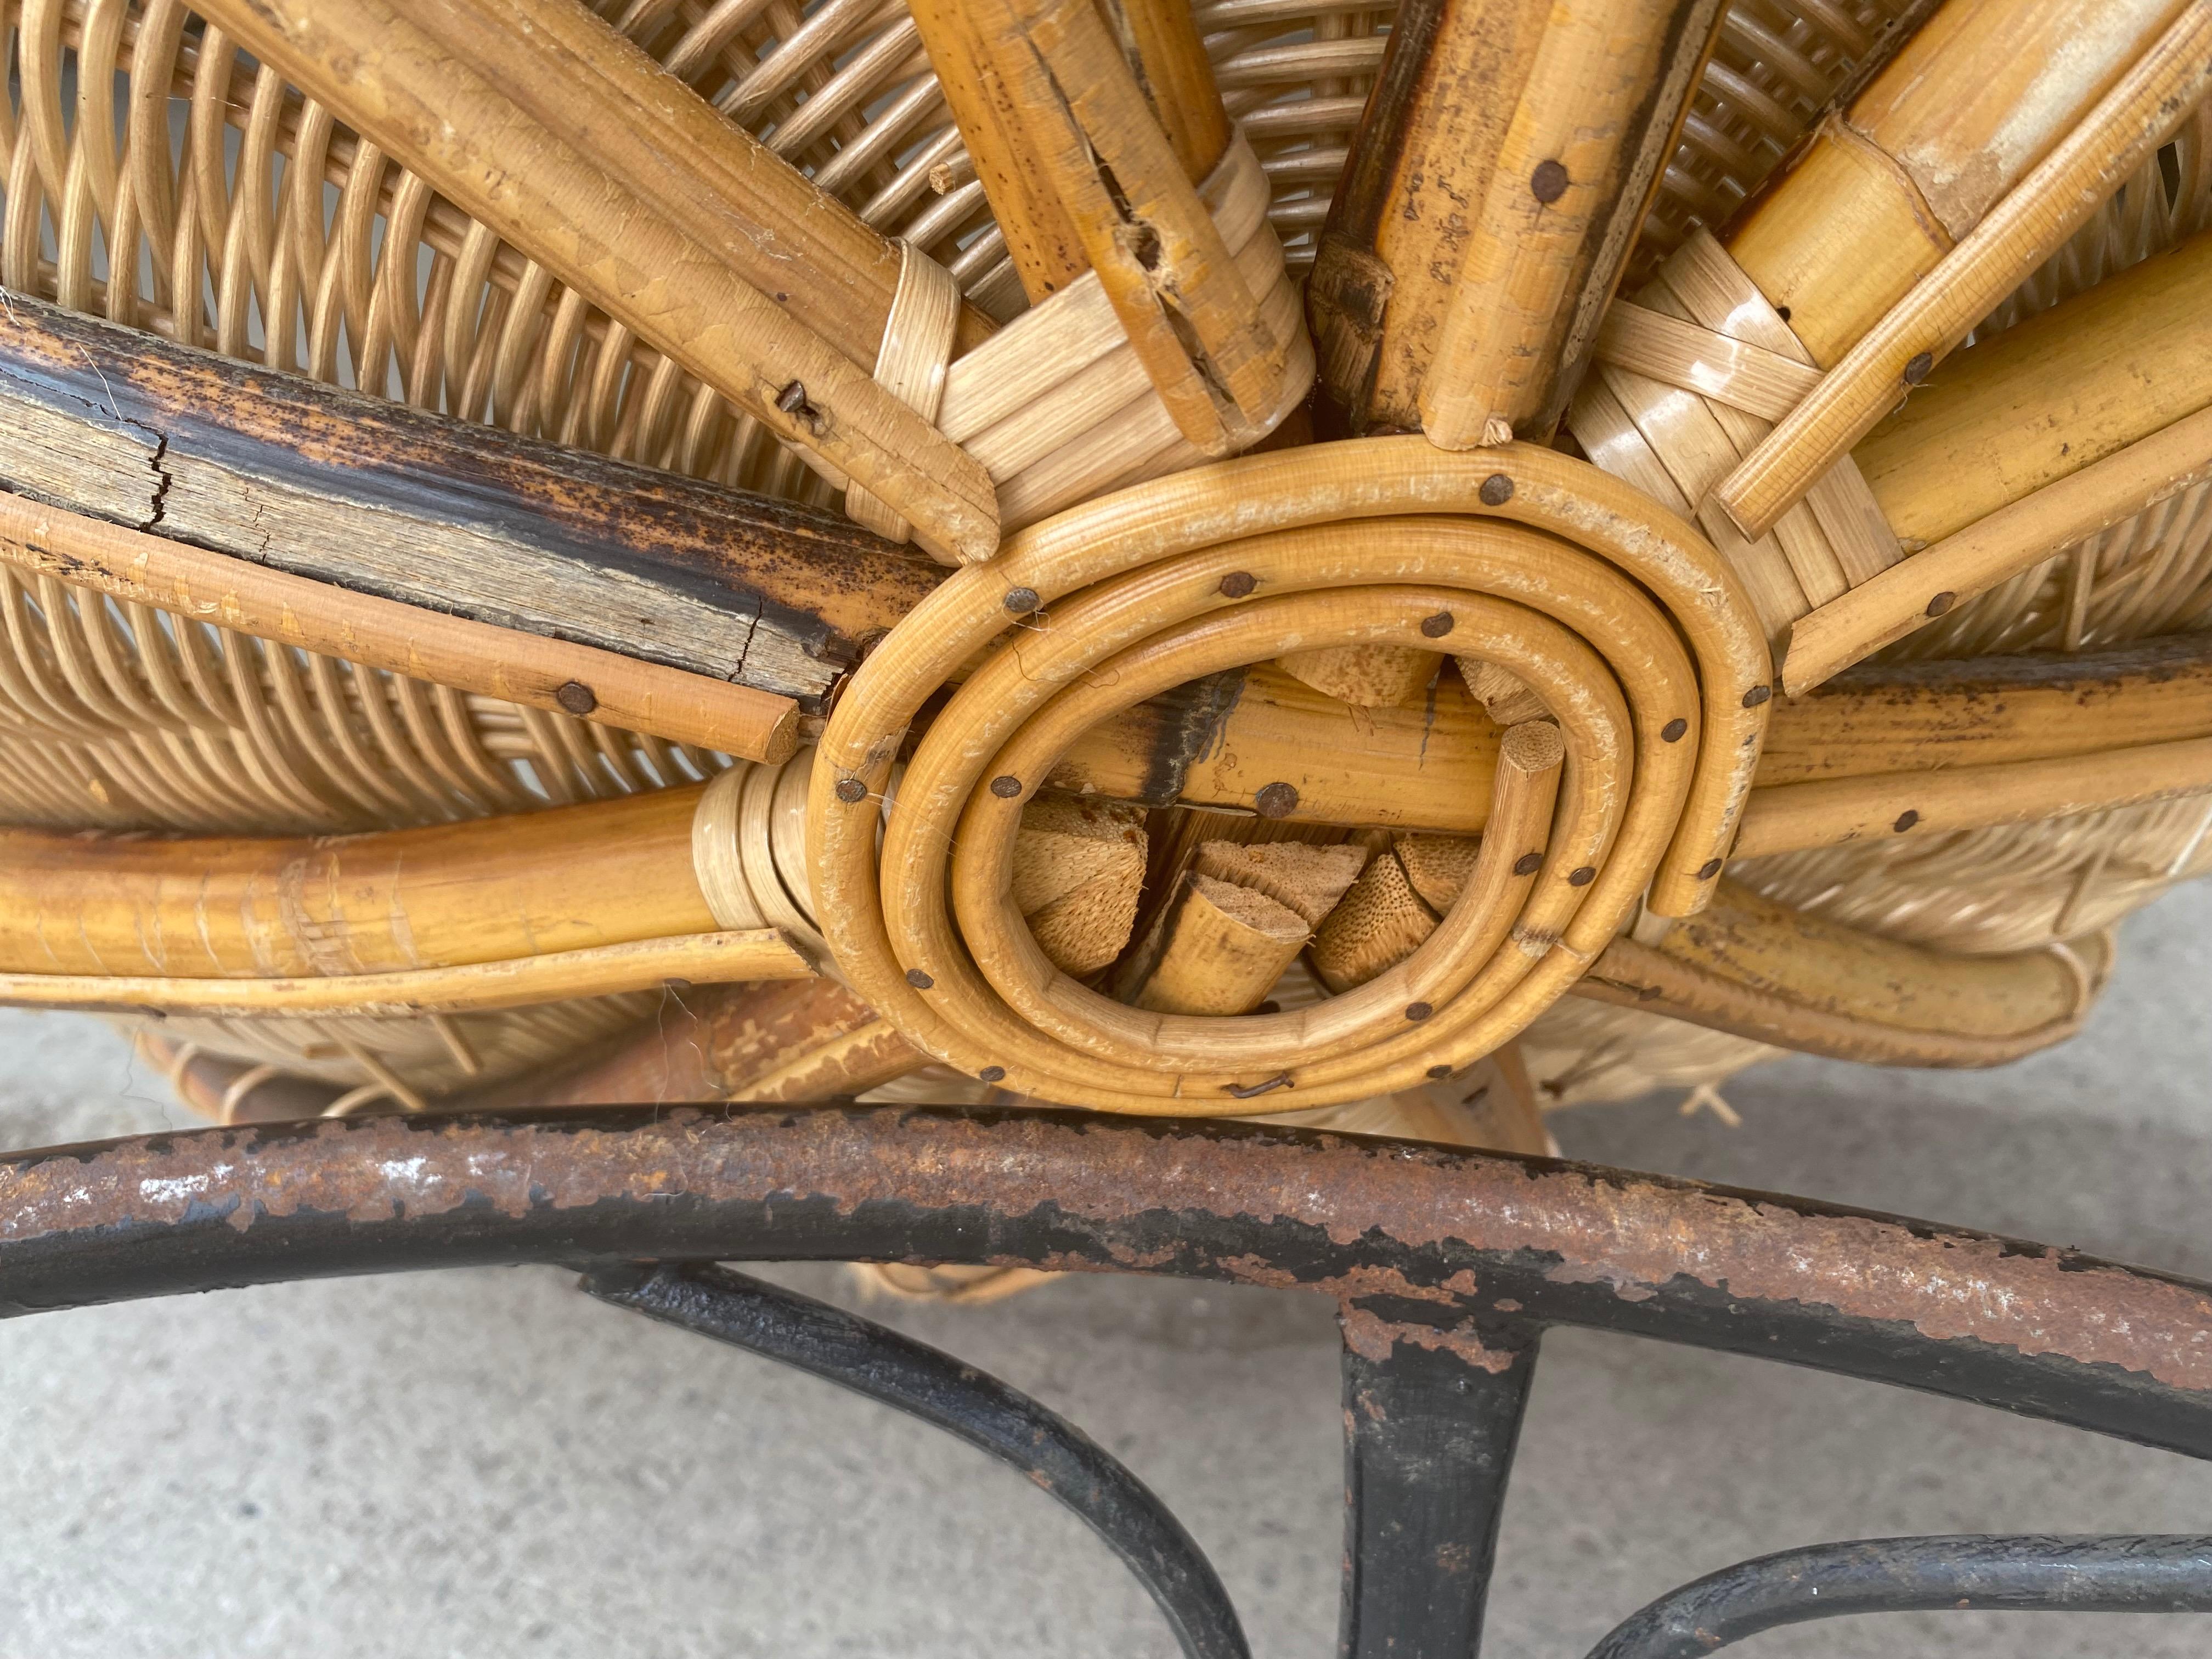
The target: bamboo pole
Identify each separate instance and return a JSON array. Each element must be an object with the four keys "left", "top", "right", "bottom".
[
  {"left": 0, "top": 787, "right": 720, "bottom": 978},
  {"left": 1114, "top": 837, "right": 1366, "bottom": 1014},
  {"left": 1715, "top": 2, "right": 2212, "bottom": 538},
  {"left": 1784, "top": 405, "right": 2212, "bottom": 692},
  {"left": 0, "top": 492, "right": 802, "bottom": 764},
  {"left": 193, "top": 0, "right": 1002, "bottom": 562},
  {"left": 1578, "top": 881, "right": 2105, "bottom": 1065},
  {"left": 1011, "top": 793, "right": 1151, "bottom": 975},
  {"left": 1730, "top": 736, "right": 2212, "bottom": 859},
  {"left": 903, "top": 0, "right": 1090, "bottom": 301},
  {"left": 1760, "top": 633, "right": 2212, "bottom": 783},
  {"left": 1273, "top": 644, "right": 1442, "bottom": 708},
  {"left": 1307, "top": 0, "right": 1551, "bottom": 432},
  {"left": 1055, "top": 628, "right": 2212, "bottom": 834},
  {"left": 1420, "top": 0, "right": 1729, "bottom": 447},
  {"left": 1119, "top": 874, "right": 1314, "bottom": 1015},
  {"left": 1853, "top": 227, "right": 2212, "bottom": 551},
  {"left": 388, "top": 0, "right": 994, "bottom": 363},
  {"left": 1724, "top": 0, "right": 2192, "bottom": 367},
  {"left": 455, "top": 977, "right": 923, "bottom": 1108}
]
